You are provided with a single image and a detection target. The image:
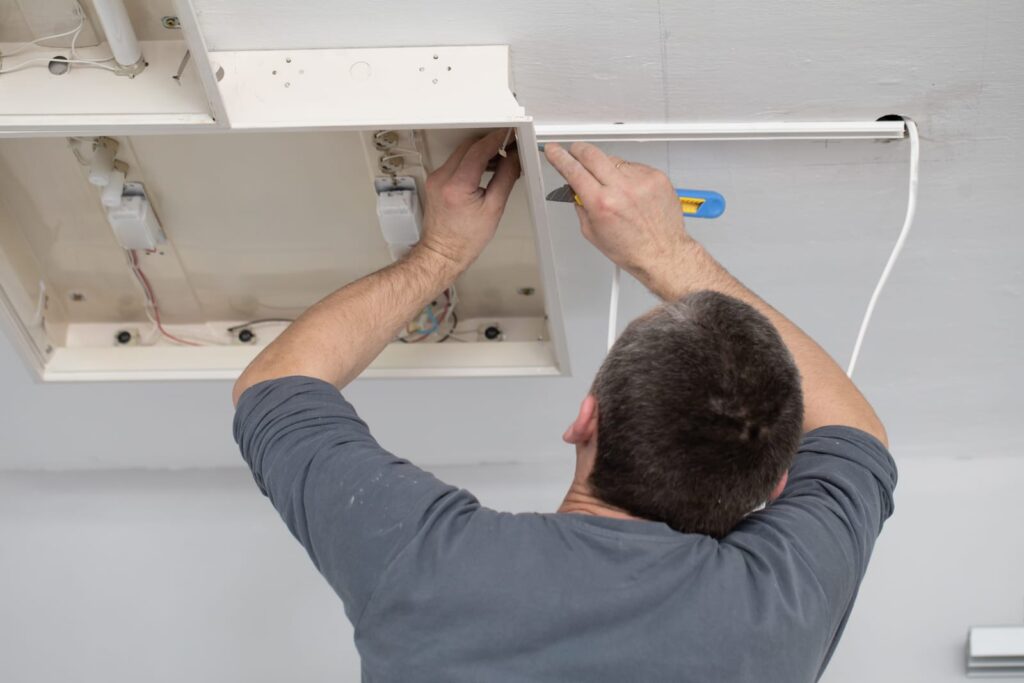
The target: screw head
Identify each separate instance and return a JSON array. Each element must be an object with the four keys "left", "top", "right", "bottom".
[
  {"left": 161, "top": 16, "right": 181, "bottom": 29},
  {"left": 517, "top": 287, "right": 536, "bottom": 296},
  {"left": 69, "top": 291, "right": 85, "bottom": 302}
]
